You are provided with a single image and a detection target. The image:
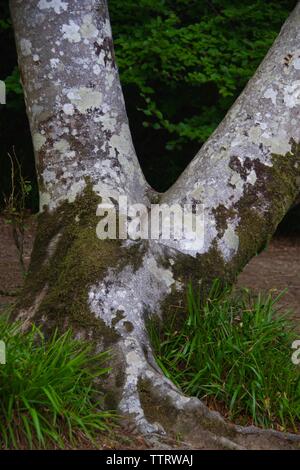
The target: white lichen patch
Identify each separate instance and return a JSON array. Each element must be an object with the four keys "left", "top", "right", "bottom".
[
  {"left": 109, "top": 123, "right": 134, "bottom": 169},
  {"left": 105, "top": 72, "right": 115, "bottom": 88},
  {"left": 248, "top": 126, "right": 262, "bottom": 143},
  {"left": 50, "top": 58, "right": 60, "bottom": 68},
  {"left": 66, "top": 87, "right": 103, "bottom": 113},
  {"left": 63, "top": 103, "right": 74, "bottom": 115},
  {"left": 32, "top": 104, "right": 44, "bottom": 118},
  {"left": 66, "top": 180, "right": 86, "bottom": 203},
  {"left": 38, "top": 0, "right": 68, "bottom": 14},
  {"left": 263, "top": 87, "right": 278, "bottom": 106},
  {"left": 33, "top": 133, "right": 46, "bottom": 151},
  {"left": 42, "top": 169, "right": 56, "bottom": 183},
  {"left": 89, "top": 249, "right": 178, "bottom": 336},
  {"left": 293, "top": 57, "right": 300, "bottom": 70},
  {"left": 93, "top": 183, "right": 125, "bottom": 204},
  {"left": 39, "top": 192, "right": 51, "bottom": 211},
  {"left": 61, "top": 21, "right": 81, "bottom": 43},
  {"left": 146, "top": 256, "right": 176, "bottom": 289},
  {"left": 80, "top": 14, "right": 98, "bottom": 39},
  {"left": 97, "top": 51, "right": 107, "bottom": 68},
  {"left": 103, "top": 19, "right": 112, "bottom": 37},
  {"left": 53, "top": 138, "right": 70, "bottom": 154},
  {"left": 218, "top": 224, "right": 239, "bottom": 261},
  {"left": 20, "top": 38, "right": 32, "bottom": 57},
  {"left": 283, "top": 81, "right": 300, "bottom": 108},
  {"left": 229, "top": 171, "right": 245, "bottom": 193},
  {"left": 247, "top": 169, "right": 257, "bottom": 185},
  {"left": 93, "top": 64, "right": 101, "bottom": 75},
  {"left": 262, "top": 130, "right": 291, "bottom": 155},
  {"left": 101, "top": 115, "right": 117, "bottom": 133}
]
